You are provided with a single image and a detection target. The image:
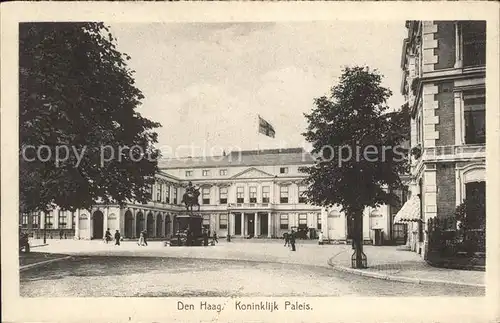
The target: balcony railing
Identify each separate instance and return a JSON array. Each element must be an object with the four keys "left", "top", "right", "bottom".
[
  {"left": 422, "top": 145, "right": 485, "bottom": 161},
  {"left": 227, "top": 203, "right": 271, "bottom": 209}
]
